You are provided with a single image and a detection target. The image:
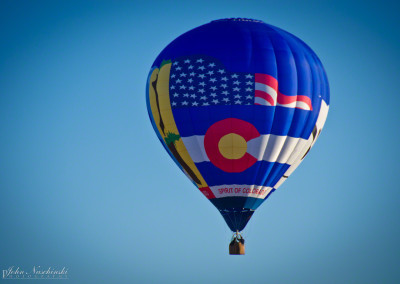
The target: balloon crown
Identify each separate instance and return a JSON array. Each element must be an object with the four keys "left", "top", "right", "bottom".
[{"left": 211, "top": 18, "right": 264, "bottom": 23}]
